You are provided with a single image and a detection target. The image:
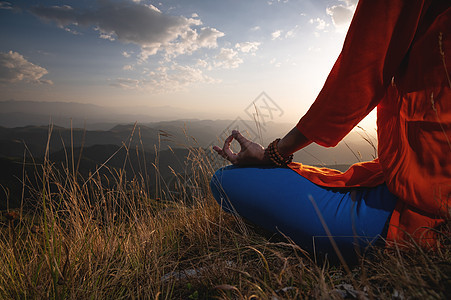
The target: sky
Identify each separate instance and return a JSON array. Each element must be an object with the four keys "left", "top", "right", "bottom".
[{"left": 0, "top": 0, "right": 376, "bottom": 127}]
